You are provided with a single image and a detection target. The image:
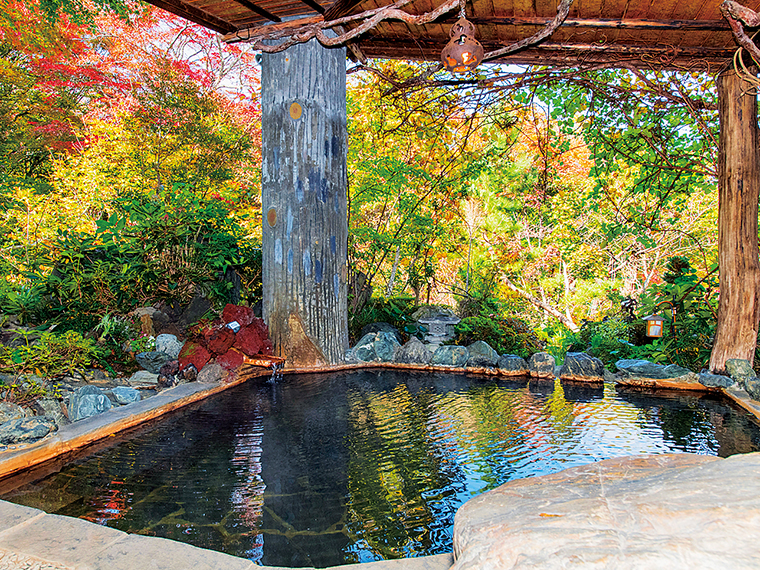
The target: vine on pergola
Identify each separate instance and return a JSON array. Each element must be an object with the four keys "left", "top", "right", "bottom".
[{"left": 224, "top": 0, "right": 575, "bottom": 63}]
